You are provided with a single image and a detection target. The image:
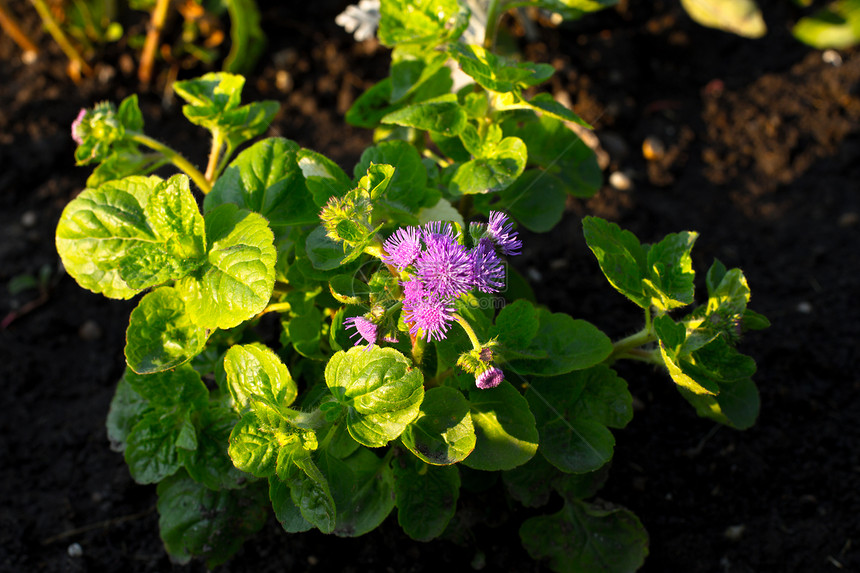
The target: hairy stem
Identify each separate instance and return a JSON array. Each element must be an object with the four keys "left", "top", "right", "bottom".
[
  {"left": 453, "top": 313, "right": 482, "bottom": 351},
  {"left": 204, "top": 129, "right": 224, "bottom": 183},
  {"left": 483, "top": 0, "right": 502, "bottom": 50},
  {"left": 130, "top": 133, "right": 212, "bottom": 193}
]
